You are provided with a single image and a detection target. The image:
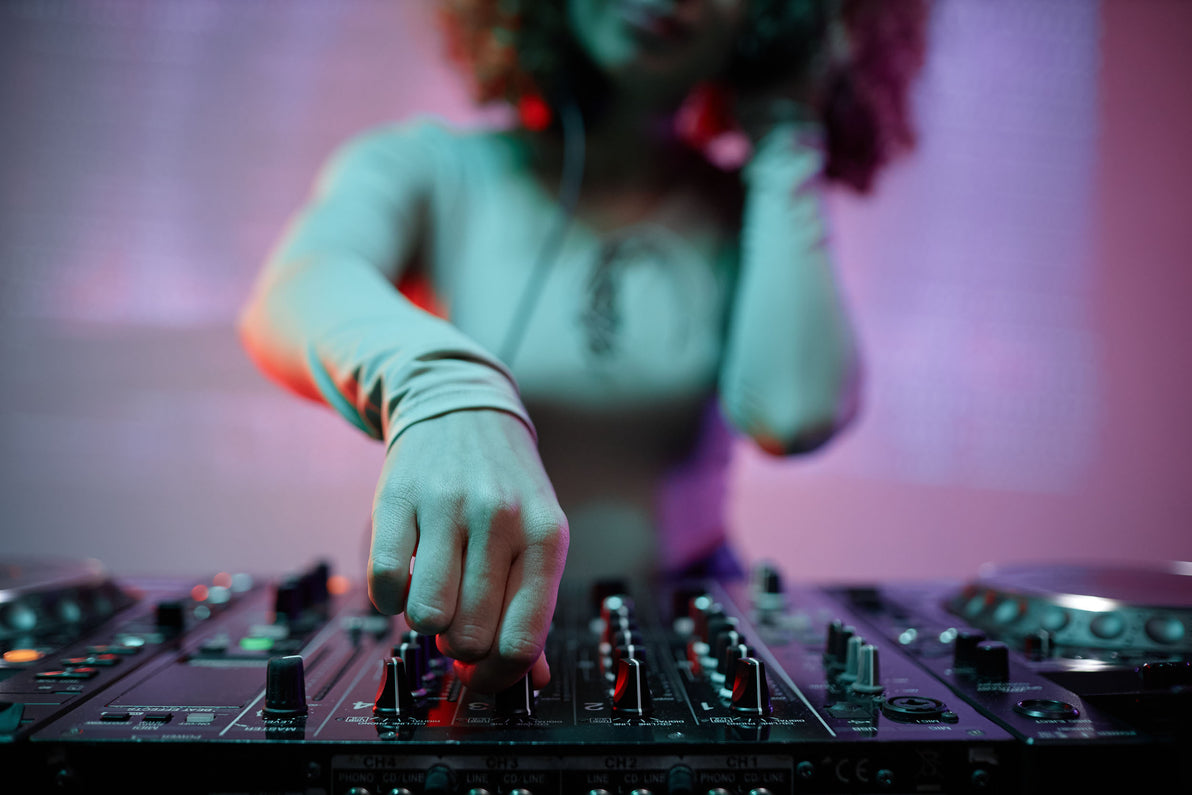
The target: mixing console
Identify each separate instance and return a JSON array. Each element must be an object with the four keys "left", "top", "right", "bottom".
[{"left": 1, "top": 558, "right": 1188, "bottom": 793}]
